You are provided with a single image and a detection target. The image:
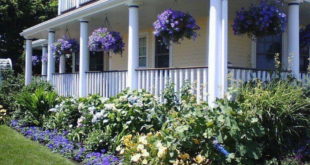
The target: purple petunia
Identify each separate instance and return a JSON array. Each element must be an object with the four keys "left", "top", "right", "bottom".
[
  {"left": 232, "top": 0, "right": 286, "bottom": 39},
  {"left": 153, "top": 9, "right": 200, "bottom": 46},
  {"left": 51, "top": 35, "right": 79, "bottom": 57},
  {"left": 88, "top": 27, "right": 125, "bottom": 54},
  {"left": 32, "top": 55, "right": 41, "bottom": 66}
]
